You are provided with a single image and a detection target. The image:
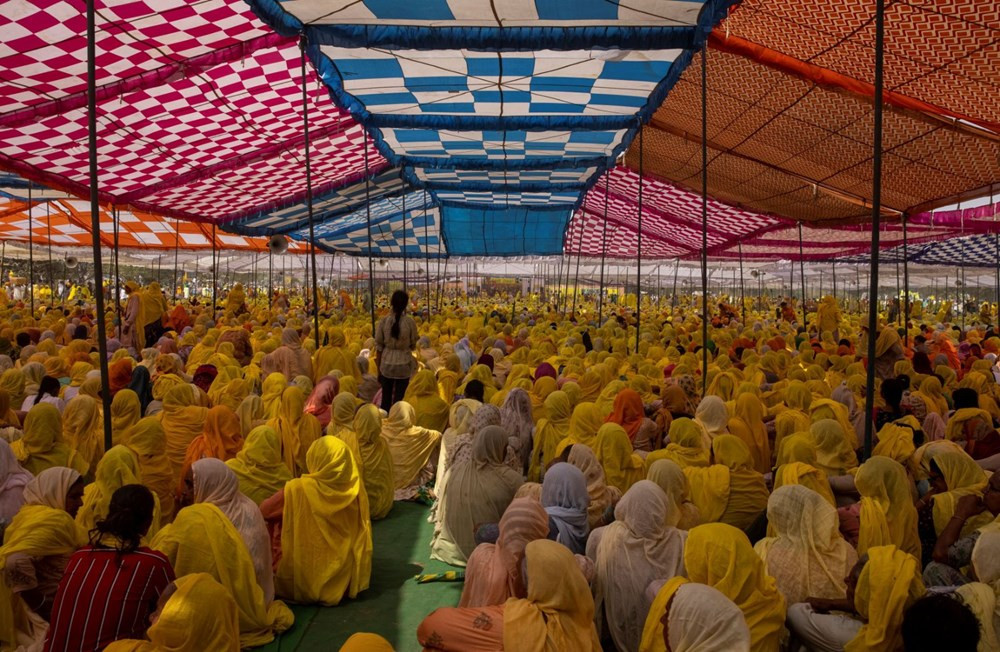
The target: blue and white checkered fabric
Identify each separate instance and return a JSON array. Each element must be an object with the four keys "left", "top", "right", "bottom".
[
  {"left": 266, "top": 0, "right": 706, "bottom": 27},
  {"left": 838, "top": 233, "right": 1000, "bottom": 267},
  {"left": 433, "top": 189, "right": 580, "bottom": 205},
  {"left": 247, "top": 0, "right": 734, "bottom": 255},
  {"left": 227, "top": 168, "right": 404, "bottom": 235},
  {"left": 291, "top": 189, "right": 443, "bottom": 257},
  {"left": 380, "top": 128, "right": 625, "bottom": 163}
]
